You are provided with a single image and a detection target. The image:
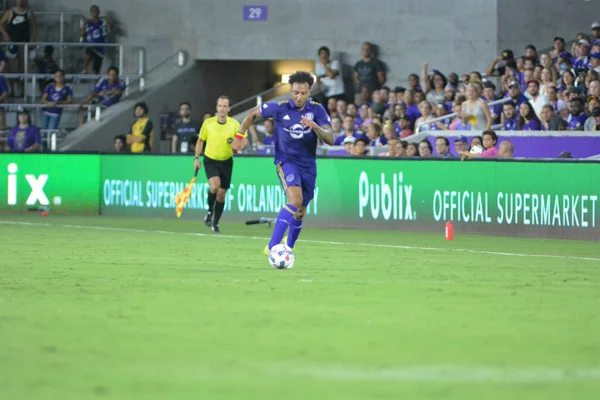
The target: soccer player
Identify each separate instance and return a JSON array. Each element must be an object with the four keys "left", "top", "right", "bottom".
[
  {"left": 194, "top": 96, "right": 245, "bottom": 234},
  {"left": 232, "top": 71, "right": 335, "bottom": 255}
]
